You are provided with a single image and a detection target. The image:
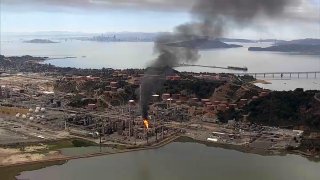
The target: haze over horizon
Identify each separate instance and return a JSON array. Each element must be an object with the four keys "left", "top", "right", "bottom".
[{"left": 1, "top": 0, "right": 320, "bottom": 39}]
